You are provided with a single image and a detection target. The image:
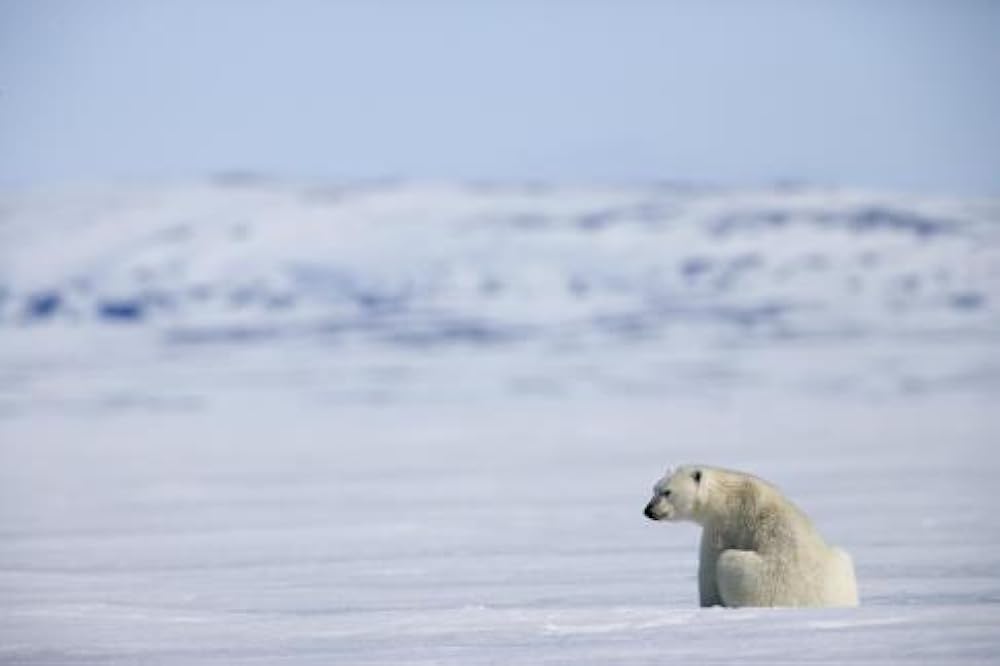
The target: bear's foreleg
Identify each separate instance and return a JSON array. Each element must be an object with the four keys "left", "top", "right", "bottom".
[
  {"left": 698, "top": 532, "right": 723, "bottom": 607},
  {"left": 698, "top": 562, "right": 722, "bottom": 607}
]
